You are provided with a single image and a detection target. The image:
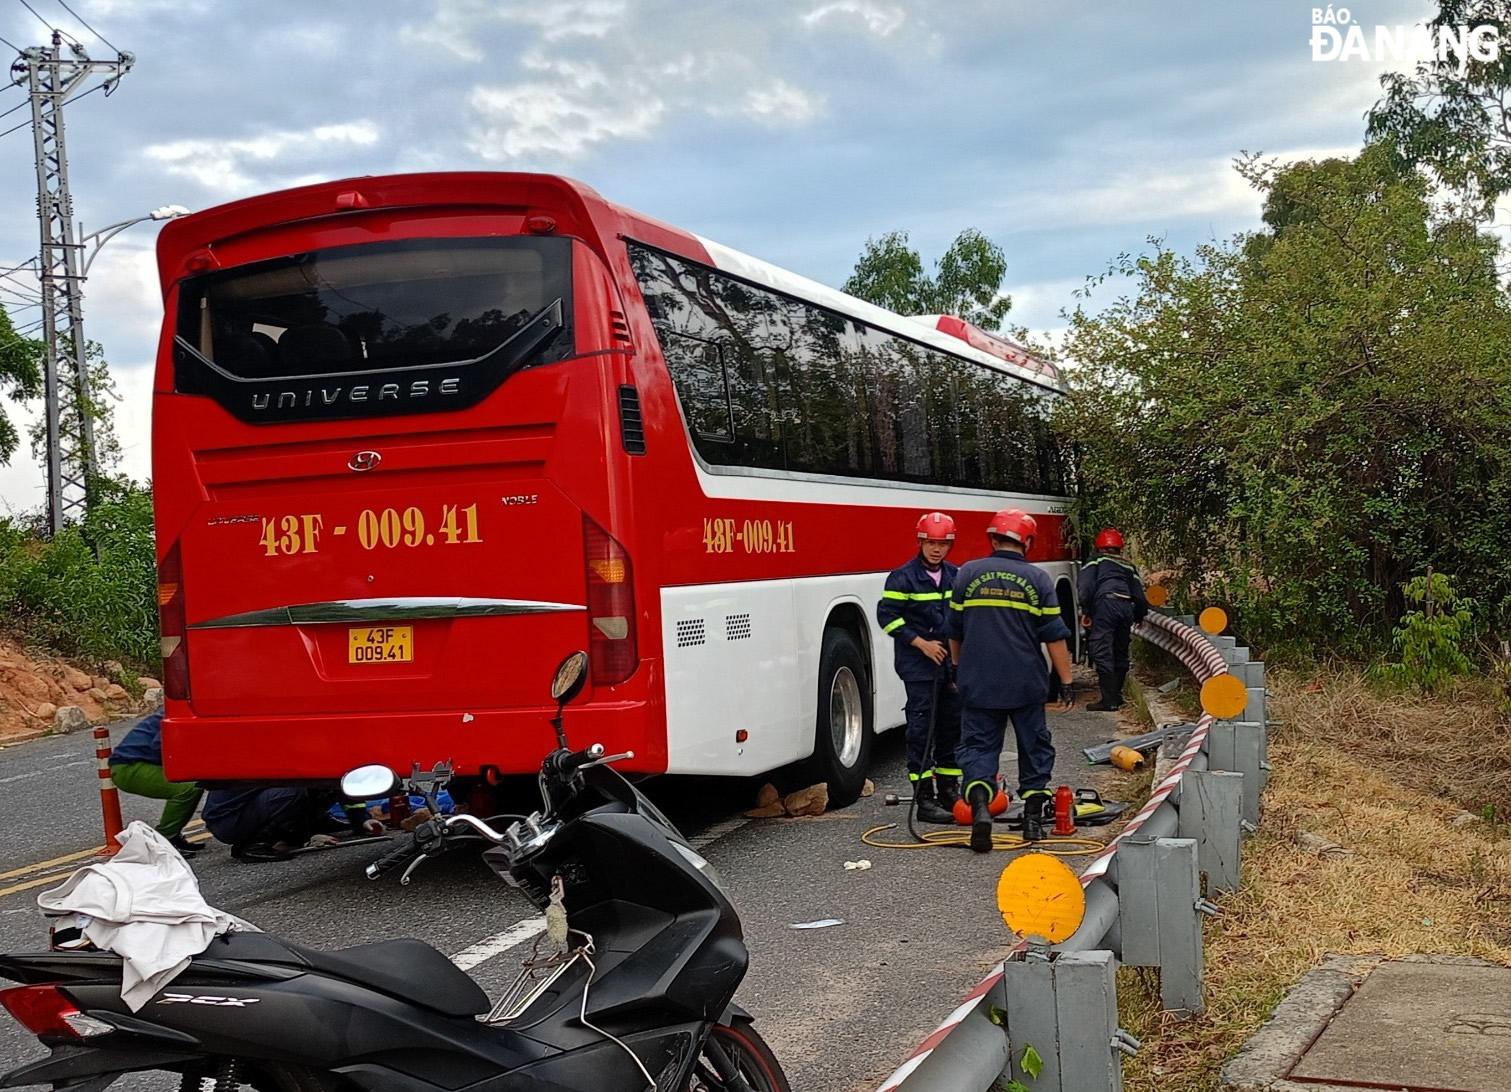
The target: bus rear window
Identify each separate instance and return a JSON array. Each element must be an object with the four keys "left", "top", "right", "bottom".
[{"left": 172, "top": 236, "right": 573, "bottom": 423}]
